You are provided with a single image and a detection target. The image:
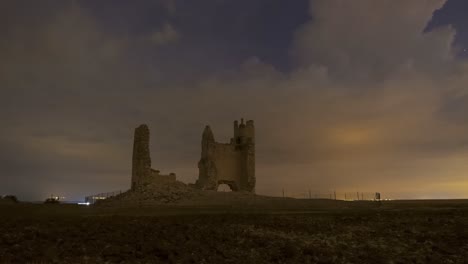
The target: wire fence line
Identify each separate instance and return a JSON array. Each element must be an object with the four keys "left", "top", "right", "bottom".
[
  {"left": 84, "top": 189, "right": 383, "bottom": 206},
  {"left": 277, "top": 190, "right": 382, "bottom": 201},
  {"left": 85, "top": 190, "right": 124, "bottom": 204}
]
